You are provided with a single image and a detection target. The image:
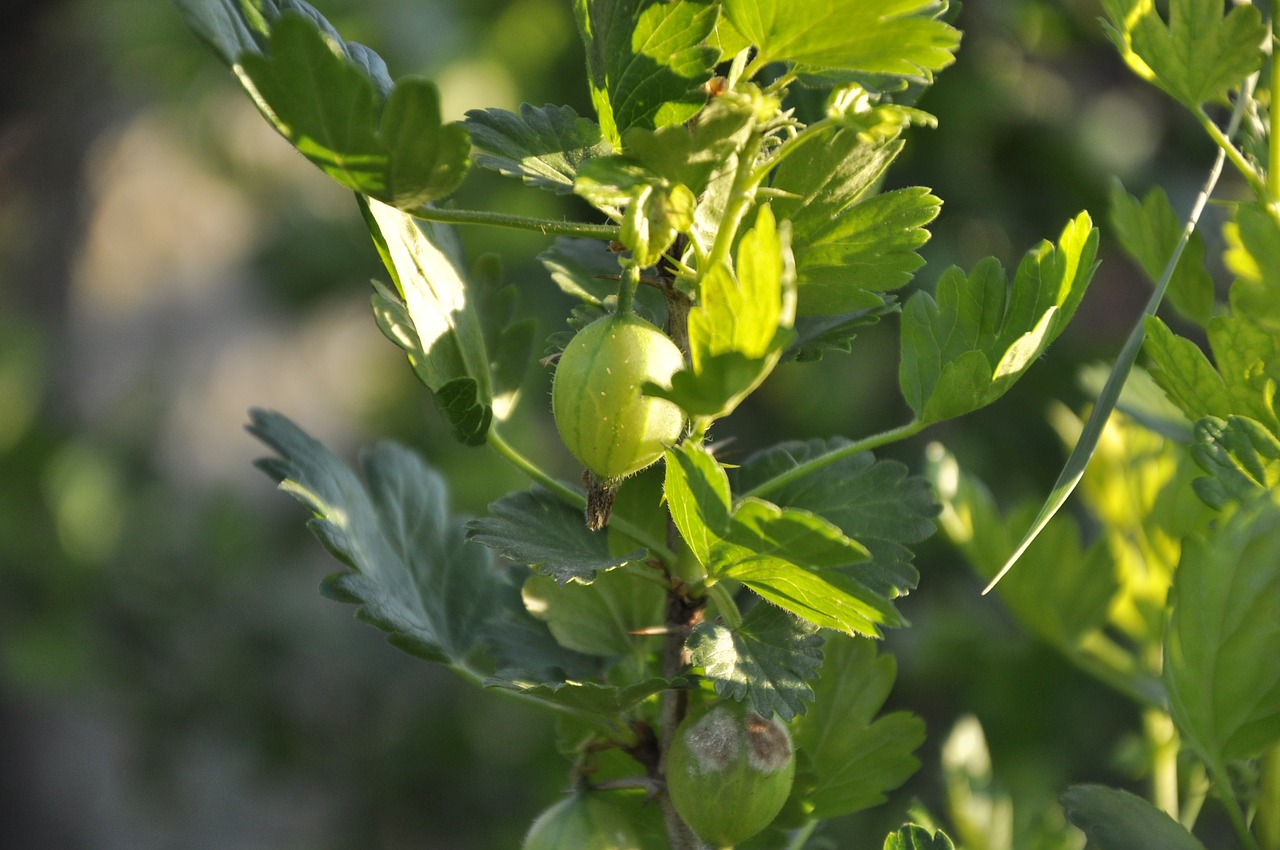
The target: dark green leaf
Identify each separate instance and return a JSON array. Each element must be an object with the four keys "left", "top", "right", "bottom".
[
  {"left": 572, "top": 0, "right": 720, "bottom": 148},
  {"left": 1165, "top": 496, "right": 1280, "bottom": 763},
  {"left": 464, "top": 104, "right": 611, "bottom": 194},
  {"left": 1225, "top": 203, "right": 1280, "bottom": 333},
  {"left": 737, "top": 439, "right": 937, "bottom": 598},
  {"left": 470, "top": 255, "right": 536, "bottom": 420},
  {"left": 248, "top": 409, "right": 579, "bottom": 674},
  {"left": 722, "top": 0, "right": 960, "bottom": 76},
  {"left": 1061, "top": 785, "right": 1207, "bottom": 850},
  {"left": 883, "top": 825, "right": 957, "bottom": 850},
  {"left": 689, "top": 603, "right": 823, "bottom": 721},
  {"left": 485, "top": 675, "right": 685, "bottom": 715},
  {"left": 900, "top": 212, "right": 1098, "bottom": 424},
  {"left": 539, "top": 238, "right": 622, "bottom": 306},
  {"left": 466, "top": 488, "right": 646, "bottom": 584},
  {"left": 1101, "top": 0, "right": 1266, "bottom": 109},
  {"left": 791, "top": 636, "right": 924, "bottom": 819},
  {"left": 226, "top": 11, "right": 469, "bottom": 207},
  {"left": 1191, "top": 416, "right": 1280, "bottom": 510},
  {"left": 523, "top": 570, "right": 665, "bottom": 657},
  {"left": 362, "top": 197, "right": 494, "bottom": 444},
  {"left": 1108, "top": 180, "right": 1214, "bottom": 326},
  {"left": 784, "top": 303, "right": 893, "bottom": 363}
]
